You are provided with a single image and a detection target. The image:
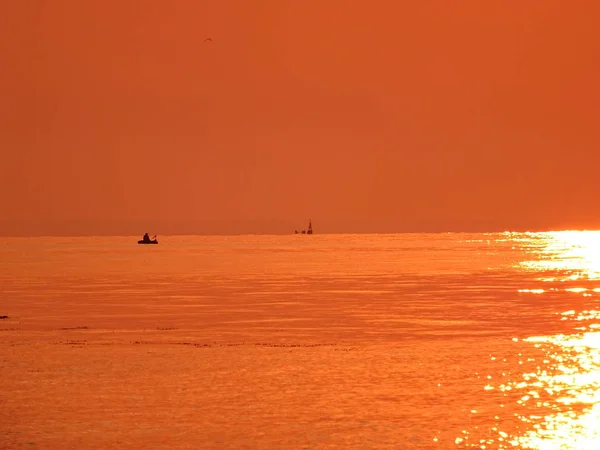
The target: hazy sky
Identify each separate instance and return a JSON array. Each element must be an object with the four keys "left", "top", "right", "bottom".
[{"left": 2, "top": 0, "right": 600, "bottom": 235}]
